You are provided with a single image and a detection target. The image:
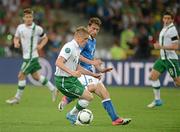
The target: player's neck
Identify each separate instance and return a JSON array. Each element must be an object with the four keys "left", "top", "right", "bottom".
[
  {"left": 89, "top": 35, "right": 94, "bottom": 40},
  {"left": 25, "top": 22, "right": 33, "bottom": 27},
  {"left": 164, "top": 22, "right": 173, "bottom": 27}
]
